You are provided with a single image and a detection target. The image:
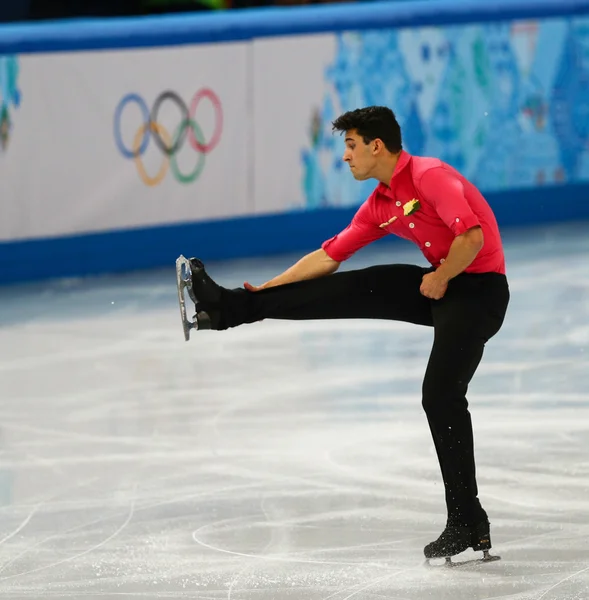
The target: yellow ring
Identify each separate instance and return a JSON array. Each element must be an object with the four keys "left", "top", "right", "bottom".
[{"left": 133, "top": 122, "right": 171, "bottom": 187}]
